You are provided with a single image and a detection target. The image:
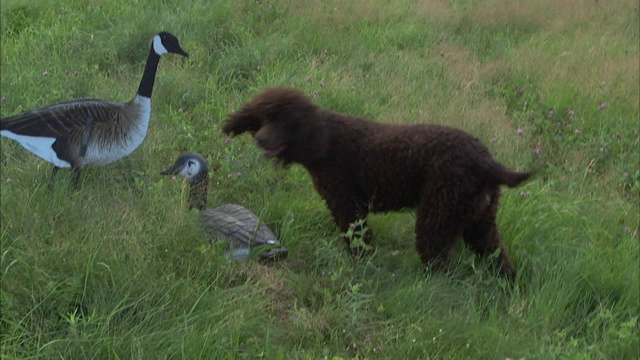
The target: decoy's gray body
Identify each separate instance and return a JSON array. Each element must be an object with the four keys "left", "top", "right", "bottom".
[
  {"left": 1, "top": 32, "right": 189, "bottom": 183},
  {"left": 161, "top": 152, "right": 288, "bottom": 262}
]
